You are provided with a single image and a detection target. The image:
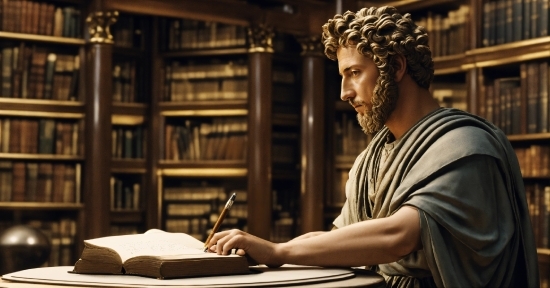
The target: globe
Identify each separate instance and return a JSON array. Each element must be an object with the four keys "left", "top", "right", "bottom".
[{"left": 0, "top": 225, "right": 51, "bottom": 275}]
